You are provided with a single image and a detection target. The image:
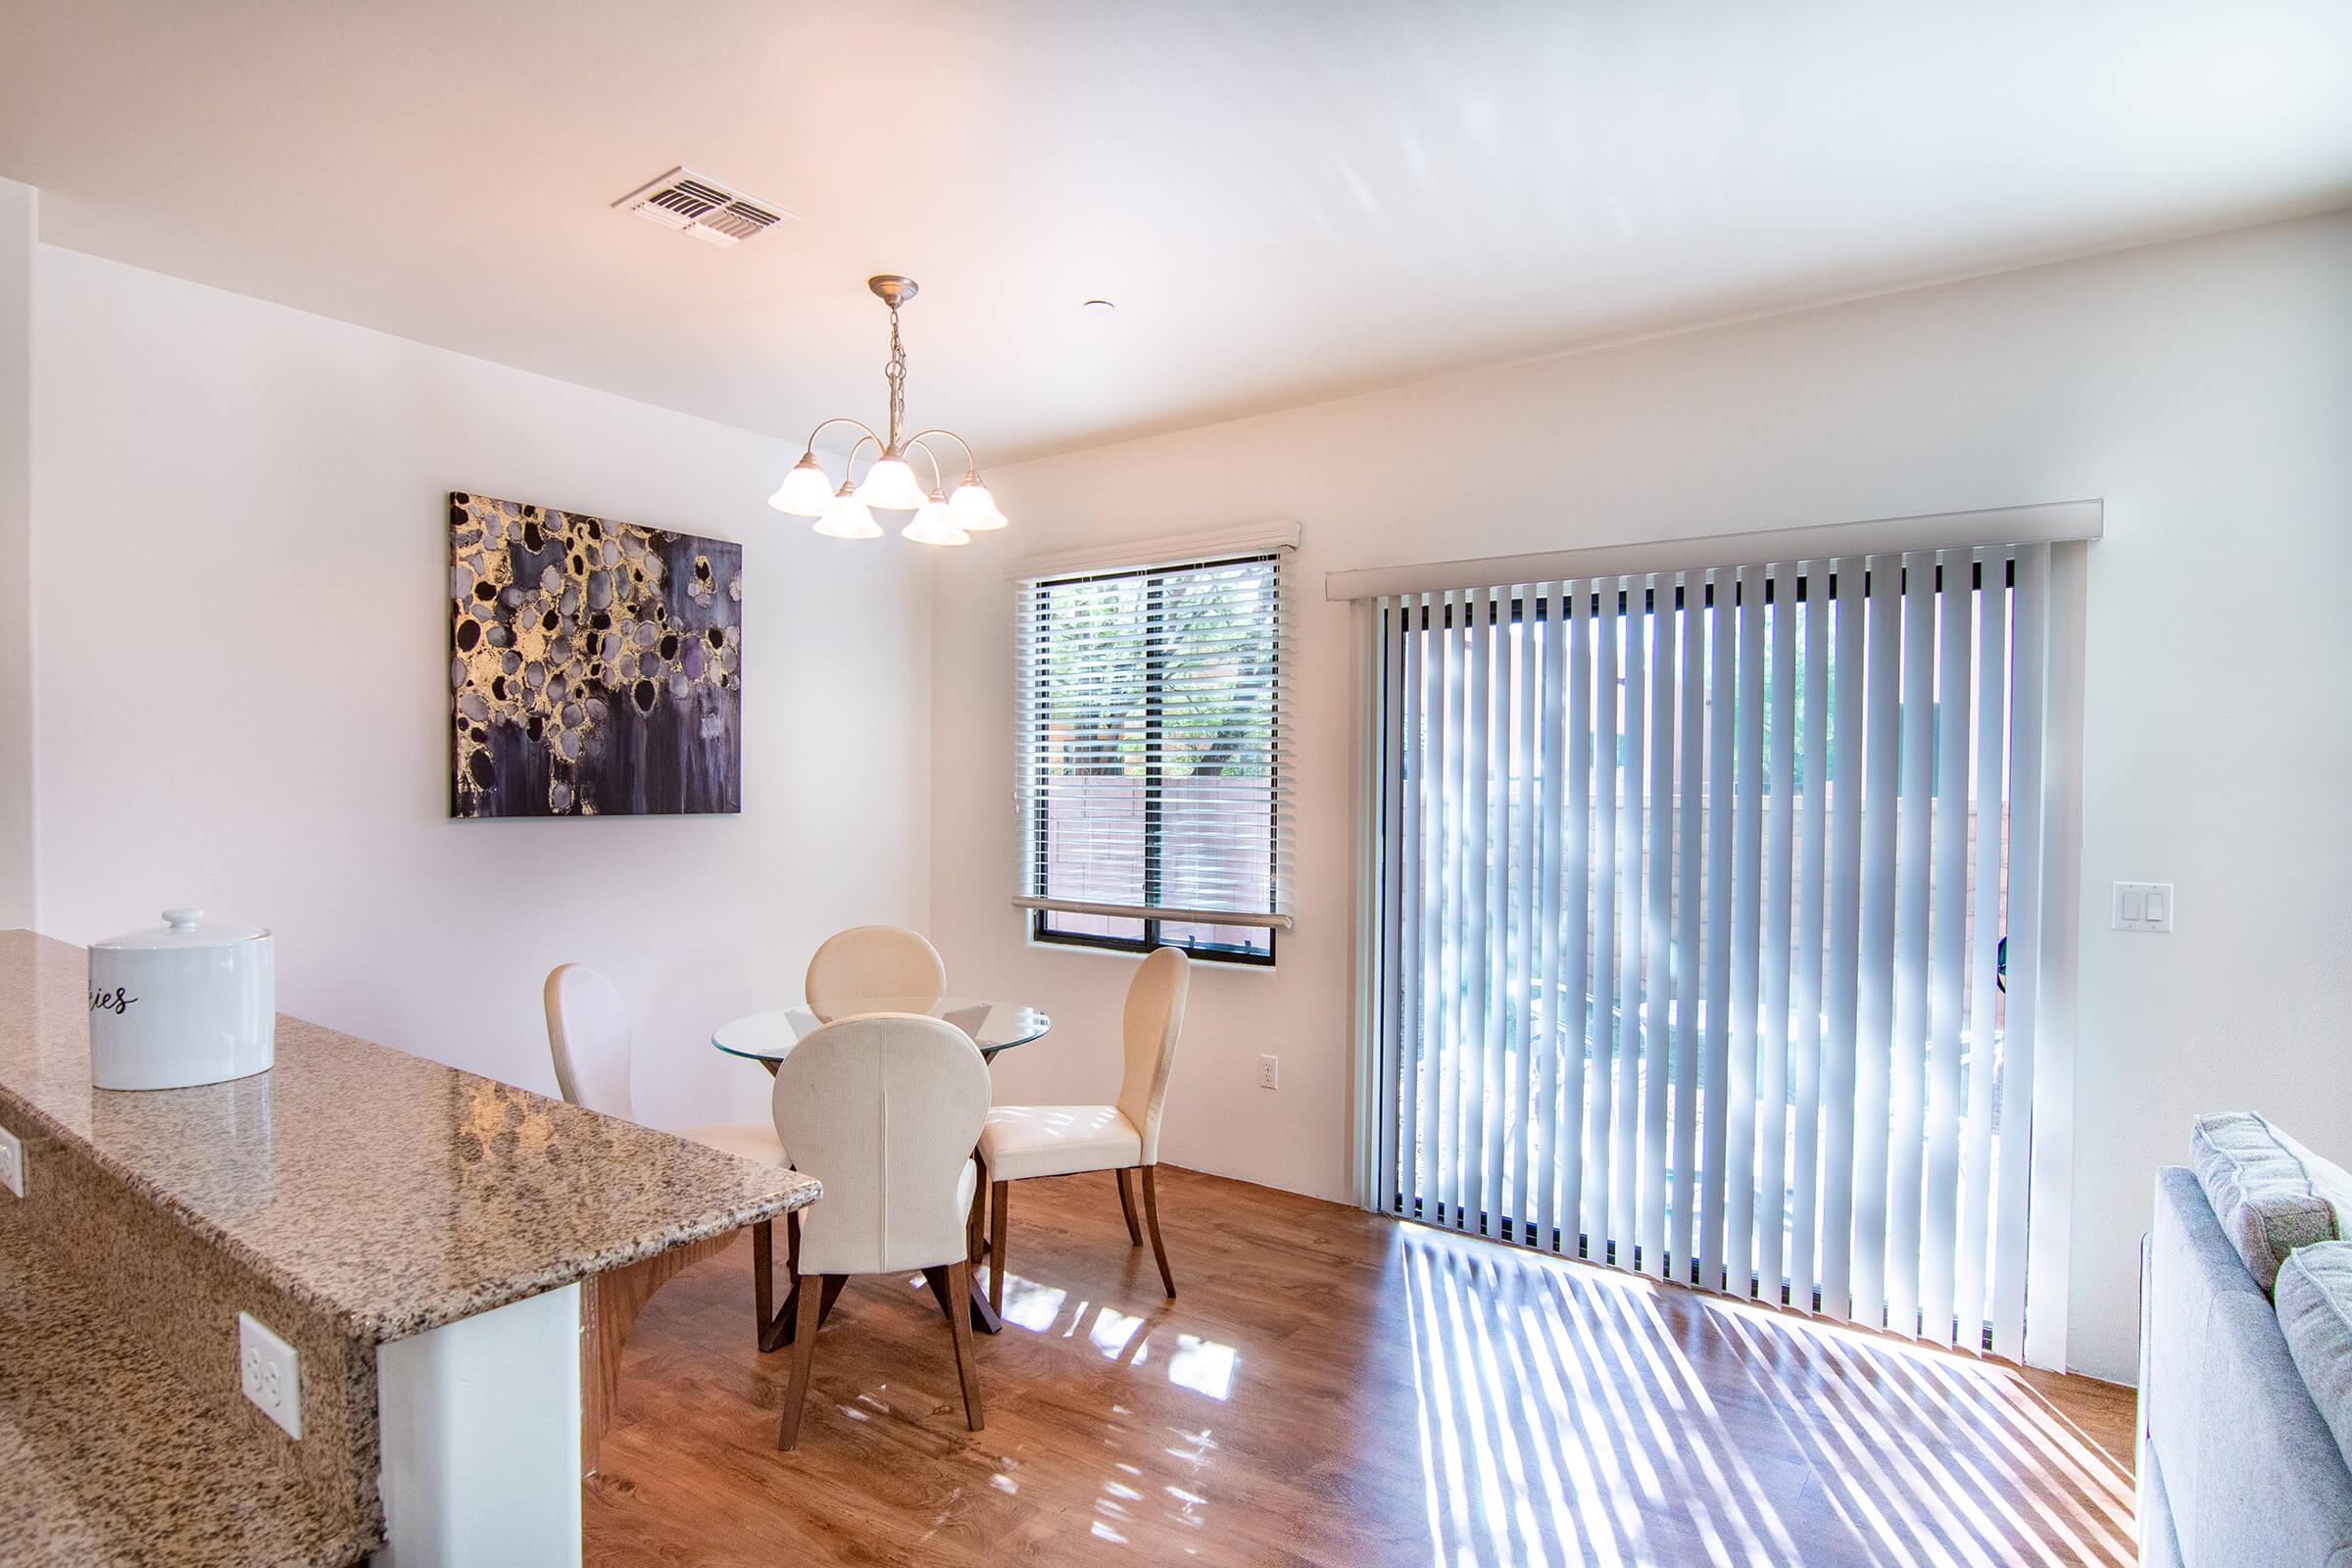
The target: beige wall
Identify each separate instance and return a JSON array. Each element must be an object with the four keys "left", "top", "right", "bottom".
[
  {"left": 929, "top": 212, "right": 2352, "bottom": 1382},
  {"left": 28, "top": 245, "right": 935, "bottom": 1135}
]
